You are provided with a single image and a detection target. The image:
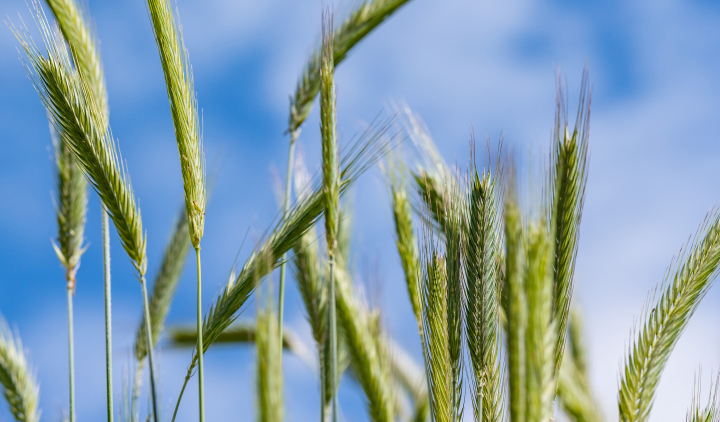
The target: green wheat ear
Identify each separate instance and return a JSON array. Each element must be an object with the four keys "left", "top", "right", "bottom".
[
  {"left": 0, "top": 316, "right": 40, "bottom": 422},
  {"left": 51, "top": 126, "right": 88, "bottom": 293},
  {"left": 289, "top": 0, "right": 414, "bottom": 133},
  {"left": 548, "top": 69, "right": 591, "bottom": 377},
  {"left": 13, "top": 11, "right": 147, "bottom": 276},
  {"left": 147, "top": 0, "right": 205, "bottom": 247},
  {"left": 619, "top": 209, "right": 720, "bottom": 422}
]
